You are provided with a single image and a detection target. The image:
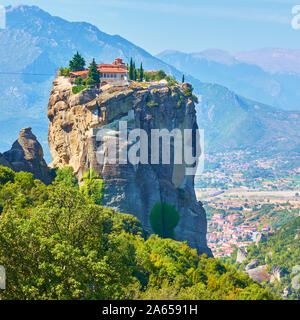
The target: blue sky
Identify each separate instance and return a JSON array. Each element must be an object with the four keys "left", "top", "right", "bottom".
[{"left": 1, "top": 0, "right": 300, "bottom": 54}]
